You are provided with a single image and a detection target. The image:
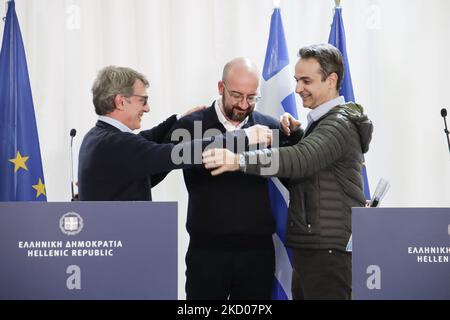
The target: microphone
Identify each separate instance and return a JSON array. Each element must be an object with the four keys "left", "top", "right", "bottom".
[
  {"left": 369, "top": 178, "right": 390, "bottom": 207},
  {"left": 69, "top": 129, "right": 78, "bottom": 201},
  {"left": 441, "top": 108, "right": 450, "bottom": 156}
]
